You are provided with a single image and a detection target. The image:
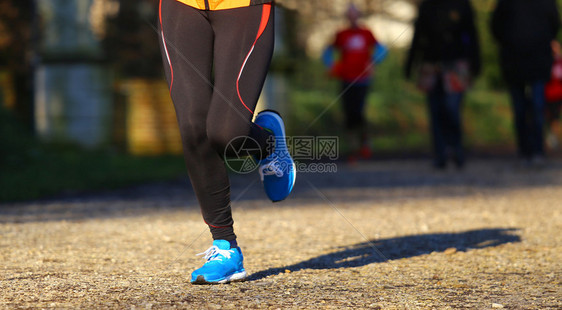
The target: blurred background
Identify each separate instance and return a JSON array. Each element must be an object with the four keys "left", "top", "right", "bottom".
[{"left": 1, "top": 0, "right": 561, "bottom": 202}]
